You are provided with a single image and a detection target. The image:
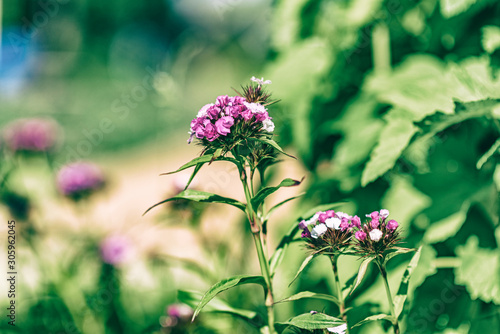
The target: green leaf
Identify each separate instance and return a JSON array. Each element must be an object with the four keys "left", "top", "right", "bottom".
[
  {"left": 254, "top": 137, "right": 296, "bottom": 159},
  {"left": 440, "top": 0, "right": 477, "bottom": 18},
  {"left": 185, "top": 163, "right": 203, "bottom": 190},
  {"left": 477, "top": 138, "right": 500, "bottom": 169},
  {"left": 289, "top": 254, "right": 316, "bottom": 287},
  {"left": 251, "top": 178, "right": 303, "bottom": 212},
  {"left": 352, "top": 314, "right": 393, "bottom": 328},
  {"left": 299, "top": 202, "right": 346, "bottom": 221},
  {"left": 350, "top": 257, "right": 374, "bottom": 295},
  {"left": 275, "top": 312, "right": 344, "bottom": 330},
  {"left": 383, "top": 247, "right": 415, "bottom": 266},
  {"left": 178, "top": 290, "right": 258, "bottom": 321},
  {"left": 269, "top": 224, "right": 300, "bottom": 277},
  {"left": 144, "top": 189, "right": 246, "bottom": 215},
  {"left": 393, "top": 246, "right": 422, "bottom": 318},
  {"left": 265, "top": 193, "right": 305, "bottom": 221},
  {"left": 455, "top": 236, "right": 500, "bottom": 304},
  {"left": 192, "top": 275, "right": 267, "bottom": 320},
  {"left": 482, "top": 25, "right": 500, "bottom": 53},
  {"left": 423, "top": 203, "right": 469, "bottom": 243},
  {"left": 275, "top": 291, "right": 340, "bottom": 307},
  {"left": 361, "top": 108, "right": 418, "bottom": 186},
  {"left": 161, "top": 154, "right": 241, "bottom": 175}
]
